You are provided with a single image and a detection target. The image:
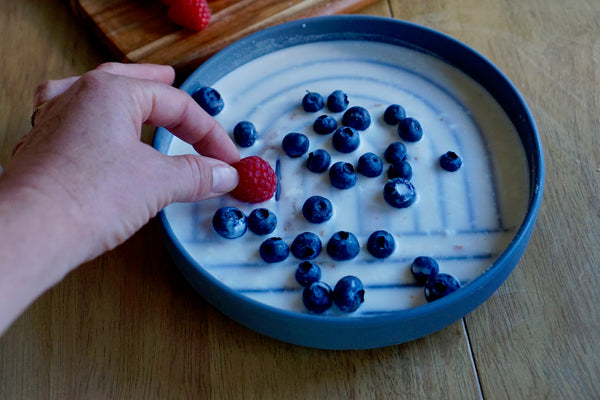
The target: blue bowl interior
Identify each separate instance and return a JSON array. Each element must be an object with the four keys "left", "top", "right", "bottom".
[{"left": 153, "top": 15, "right": 544, "bottom": 350}]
